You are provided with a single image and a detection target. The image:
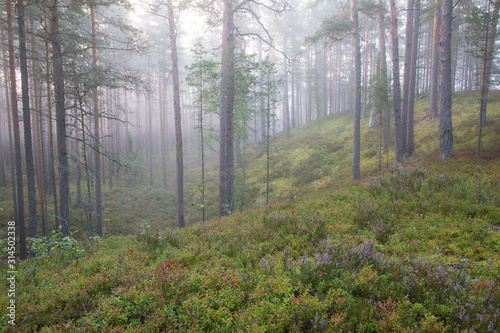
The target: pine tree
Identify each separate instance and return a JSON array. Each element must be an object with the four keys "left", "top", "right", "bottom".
[{"left": 438, "top": 0, "right": 454, "bottom": 158}]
